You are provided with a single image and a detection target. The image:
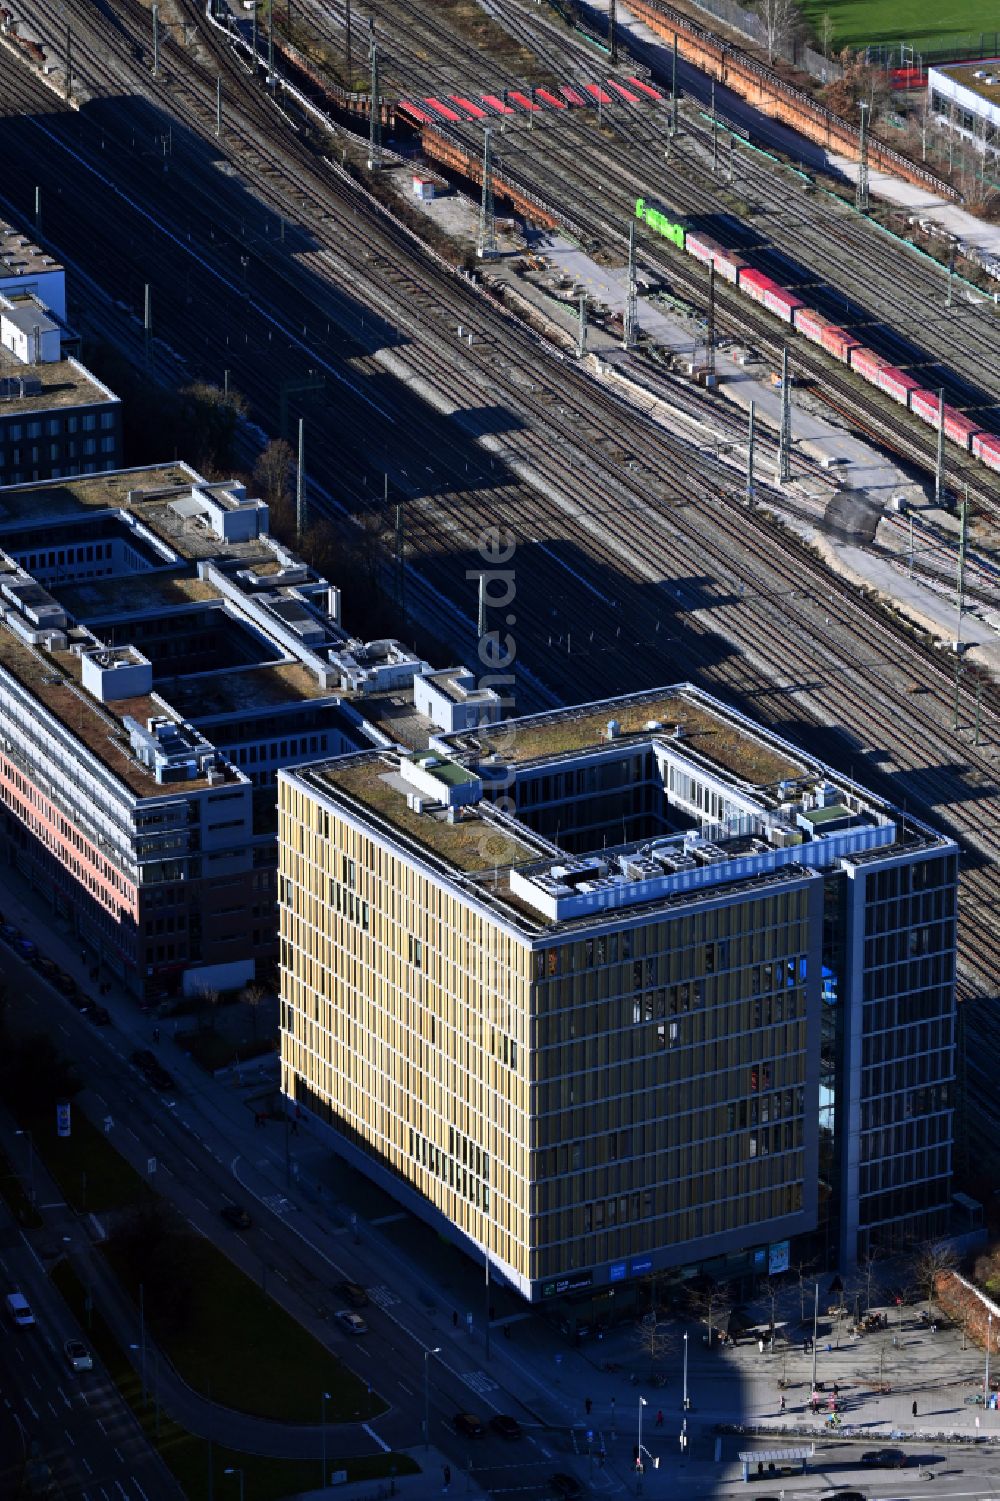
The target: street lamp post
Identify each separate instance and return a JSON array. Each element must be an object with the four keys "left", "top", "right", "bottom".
[
  {"left": 811, "top": 1282, "right": 819, "bottom": 1396},
  {"left": 15, "top": 1128, "right": 35, "bottom": 1205},
  {"left": 223, "top": 1467, "right": 245, "bottom": 1501},
  {"left": 682, "top": 1332, "right": 689, "bottom": 1410},
  {"left": 321, "top": 1390, "right": 331, "bottom": 1489},
  {"left": 637, "top": 1394, "right": 647, "bottom": 1488},
  {"left": 423, "top": 1346, "right": 441, "bottom": 1450},
  {"left": 985, "top": 1315, "right": 992, "bottom": 1406}
]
